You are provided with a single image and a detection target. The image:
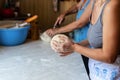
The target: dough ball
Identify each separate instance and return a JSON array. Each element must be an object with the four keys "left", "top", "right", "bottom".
[
  {"left": 40, "top": 32, "right": 52, "bottom": 42},
  {"left": 50, "top": 34, "right": 70, "bottom": 52}
]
